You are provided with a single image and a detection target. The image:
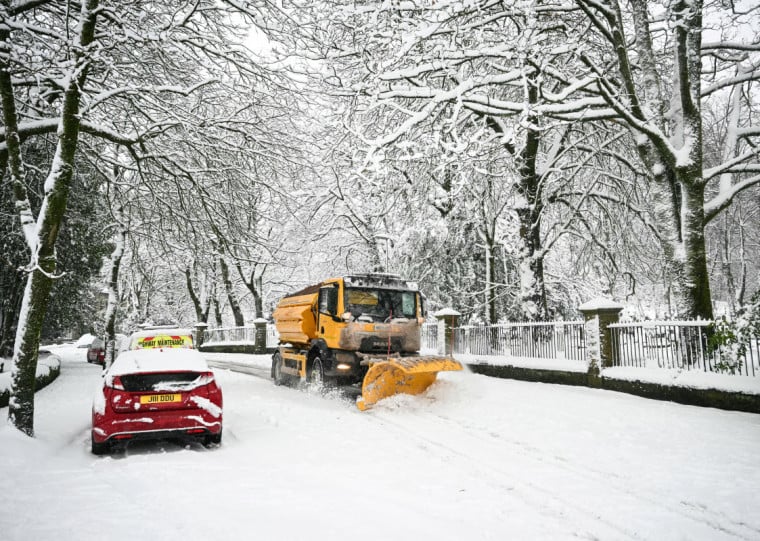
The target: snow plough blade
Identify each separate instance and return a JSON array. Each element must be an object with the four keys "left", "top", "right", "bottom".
[{"left": 356, "top": 356, "right": 463, "bottom": 411}]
